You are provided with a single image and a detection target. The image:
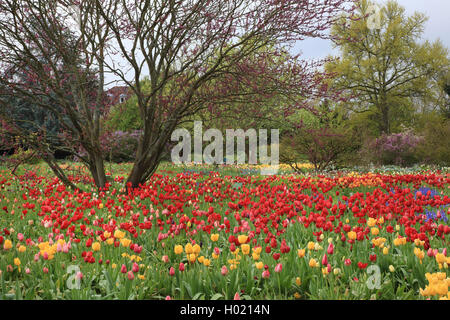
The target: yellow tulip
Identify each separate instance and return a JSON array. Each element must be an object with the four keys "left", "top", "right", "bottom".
[
  {"left": 120, "top": 238, "right": 131, "bottom": 247},
  {"left": 92, "top": 242, "right": 101, "bottom": 251},
  {"left": 192, "top": 244, "right": 201, "bottom": 254},
  {"left": 3, "top": 239, "right": 12, "bottom": 250},
  {"left": 174, "top": 245, "right": 183, "bottom": 255},
  {"left": 189, "top": 254, "right": 197, "bottom": 263},
  {"left": 436, "top": 253, "right": 446, "bottom": 264},
  {"left": 114, "top": 230, "right": 125, "bottom": 239},
  {"left": 238, "top": 235, "right": 248, "bottom": 244},
  {"left": 185, "top": 243, "right": 193, "bottom": 254},
  {"left": 297, "top": 249, "right": 306, "bottom": 258},
  {"left": 347, "top": 231, "right": 356, "bottom": 240},
  {"left": 241, "top": 244, "right": 250, "bottom": 255},
  {"left": 309, "top": 258, "right": 318, "bottom": 268}
]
